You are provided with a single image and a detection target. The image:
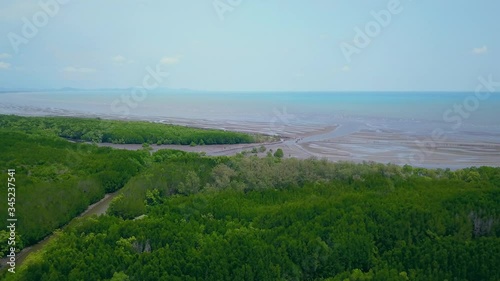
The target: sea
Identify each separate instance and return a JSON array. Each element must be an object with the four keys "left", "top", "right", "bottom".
[{"left": 1, "top": 90, "right": 499, "bottom": 141}]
